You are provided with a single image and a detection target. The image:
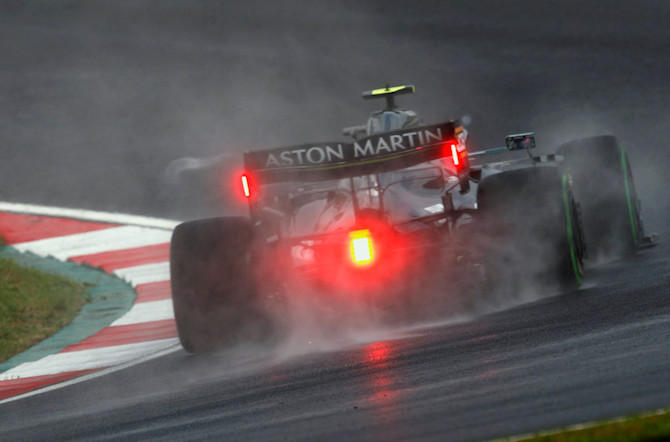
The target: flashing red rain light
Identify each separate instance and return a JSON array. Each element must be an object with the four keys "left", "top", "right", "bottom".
[
  {"left": 450, "top": 143, "right": 460, "bottom": 166},
  {"left": 241, "top": 174, "right": 251, "bottom": 198},
  {"left": 350, "top": 229, "right": 374, "bottom": 265},
  {"left": 448, "top": 142, "right": 468, "bottom": 172}
]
